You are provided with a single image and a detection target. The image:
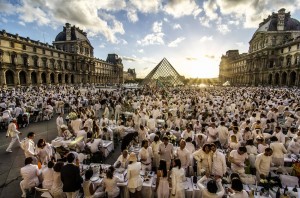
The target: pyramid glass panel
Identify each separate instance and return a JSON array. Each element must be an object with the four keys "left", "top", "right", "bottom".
[{"left": 140, "top": 58, "right": 184, "bottom": 87}]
